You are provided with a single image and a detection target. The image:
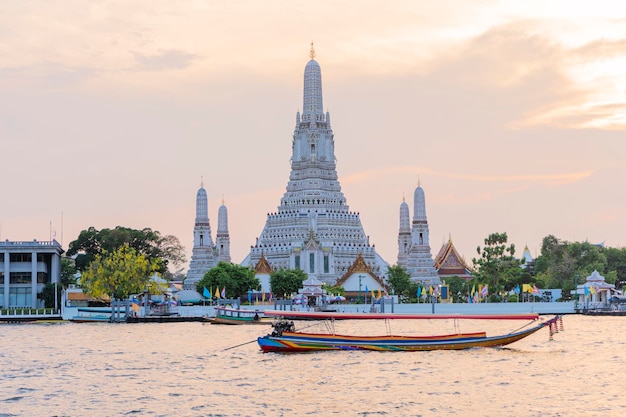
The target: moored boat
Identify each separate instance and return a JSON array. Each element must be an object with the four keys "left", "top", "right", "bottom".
[{"left": 208, "top": 307, "right": 272, "bottom": 325}]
